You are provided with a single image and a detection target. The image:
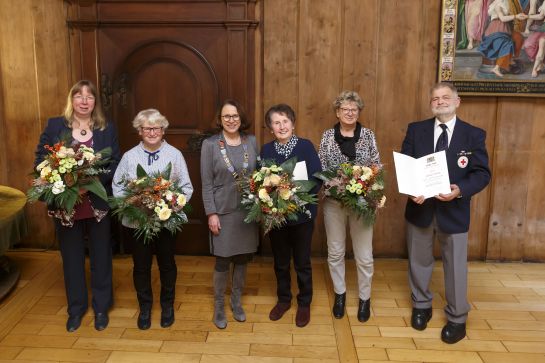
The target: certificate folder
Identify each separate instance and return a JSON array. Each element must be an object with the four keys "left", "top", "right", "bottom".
[{"left": 393, "top": 150, "right": 451, "bottom": 199}]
